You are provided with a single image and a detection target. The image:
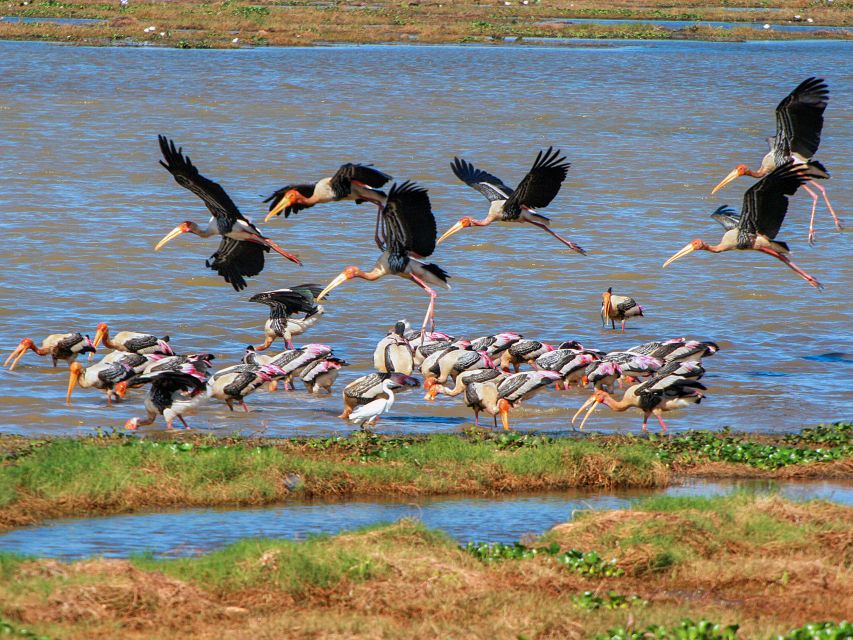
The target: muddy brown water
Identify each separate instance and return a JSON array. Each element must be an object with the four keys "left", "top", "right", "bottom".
[{"left": 0, "top": 40, "right": 850, "bottom": 436}]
